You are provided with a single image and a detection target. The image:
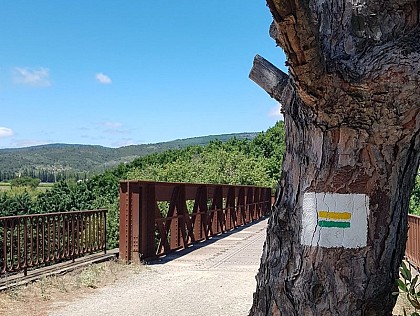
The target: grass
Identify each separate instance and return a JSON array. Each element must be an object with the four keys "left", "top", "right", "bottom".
[
  {"left": 38, "top": 183, "right": 54, "bottom": 193},
  {"left": 393, "top": 293, "right": 413, "bottom": 316},
  {"left": 0, "top": 182, "right": 53, "bottom": 193},
  {"left": 0, "top": 260, "right": 145, "bottom": 316},
  {"left": 79, "top": 264, "right": 105, "bottom": 288},
  {"left": 39, "top": 183, "right": 54, "bottom": 187},
  {"left": 0, "top": 183, "right": 10, "bottom": 192}
]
